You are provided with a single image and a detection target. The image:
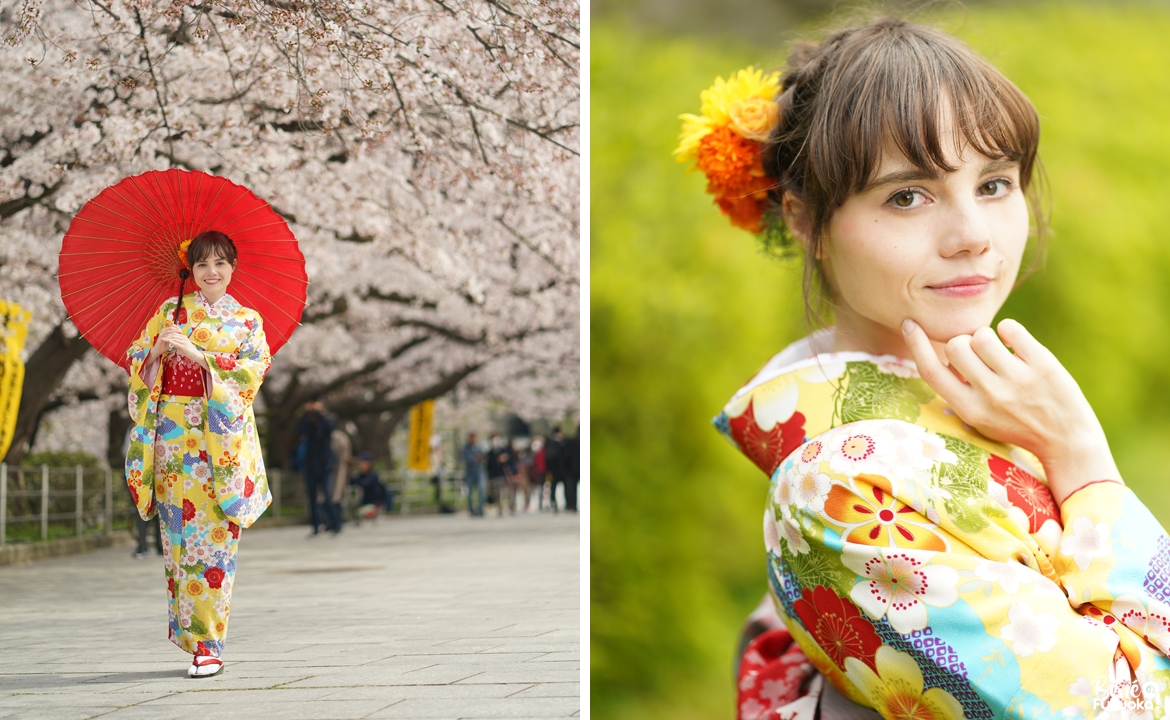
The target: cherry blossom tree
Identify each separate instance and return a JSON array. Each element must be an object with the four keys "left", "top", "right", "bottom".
[{"left": 0, "top": 0, "right": 580, "bottom": 466}]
